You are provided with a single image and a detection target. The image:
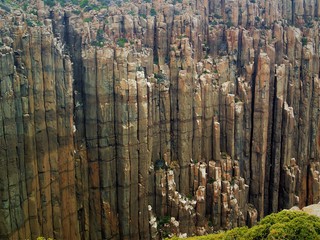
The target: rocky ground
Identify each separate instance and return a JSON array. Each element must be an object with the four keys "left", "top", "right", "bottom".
[{"left": 0, "top": 0, "right": 320, "bottom": 239}]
